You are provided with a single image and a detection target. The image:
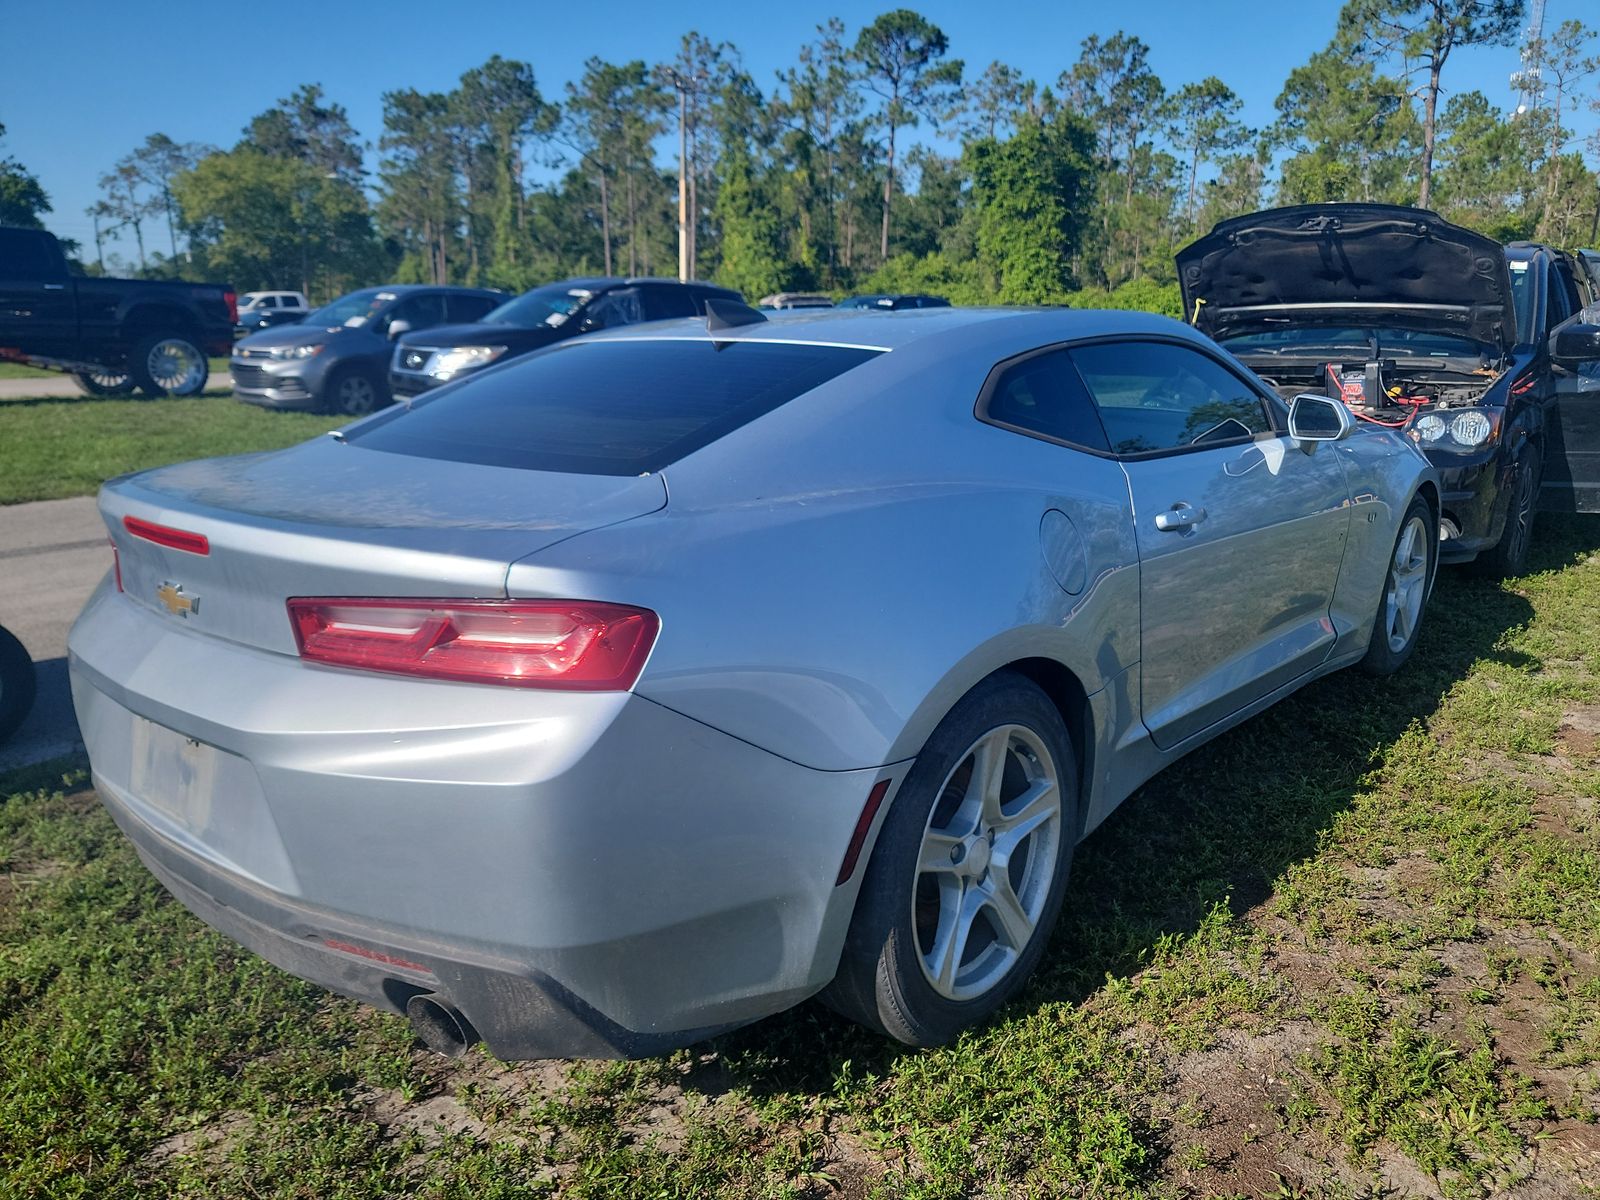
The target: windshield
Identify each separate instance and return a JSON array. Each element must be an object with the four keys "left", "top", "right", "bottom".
[
  {"left": 482, "top": 286, "right": 590, "bottom": 329},
  {"left": 1507, "top": 256, "right": 1535, "bottom": 345},
  {"left": 304, "top": 288, "right": 396, "bottom": 329},
  {"left": 1219, "top": 326, "right": 1485, "bottom": 360}
]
